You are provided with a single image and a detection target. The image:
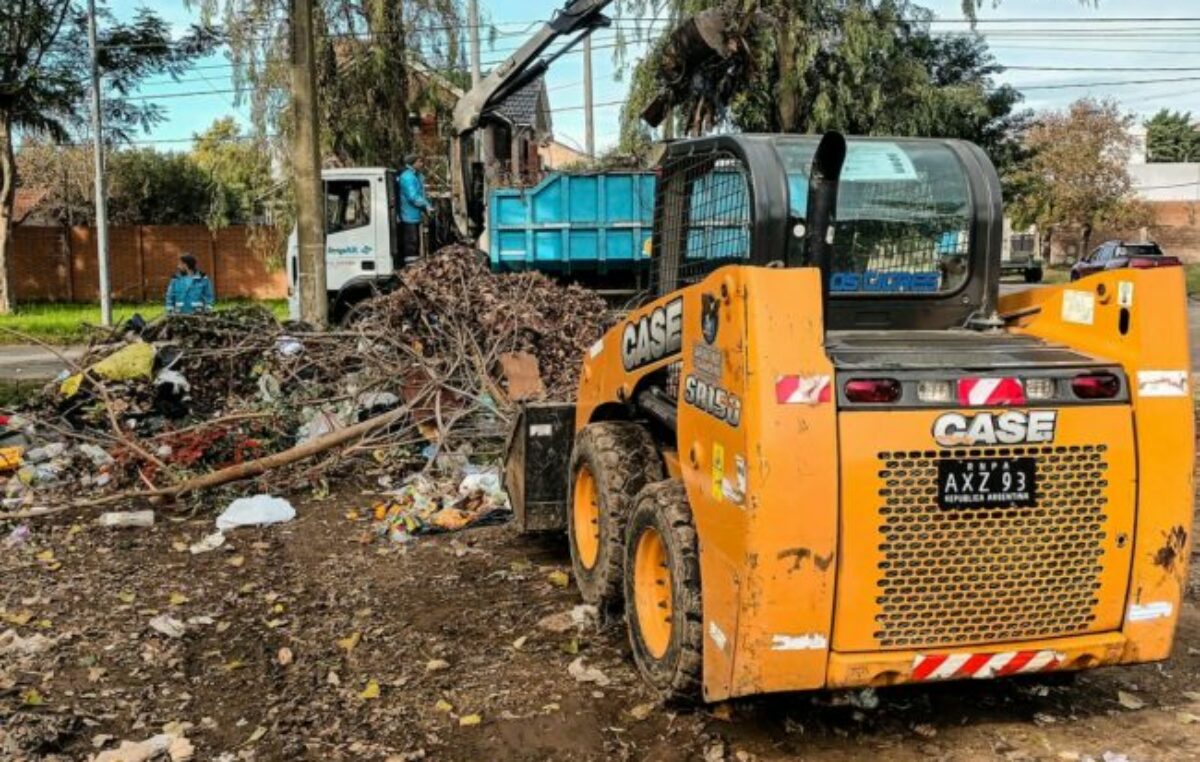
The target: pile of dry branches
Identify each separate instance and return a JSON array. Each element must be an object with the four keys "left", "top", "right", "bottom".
[{"left": 2, "top": 247, "right": 610, "bottom": 517}]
